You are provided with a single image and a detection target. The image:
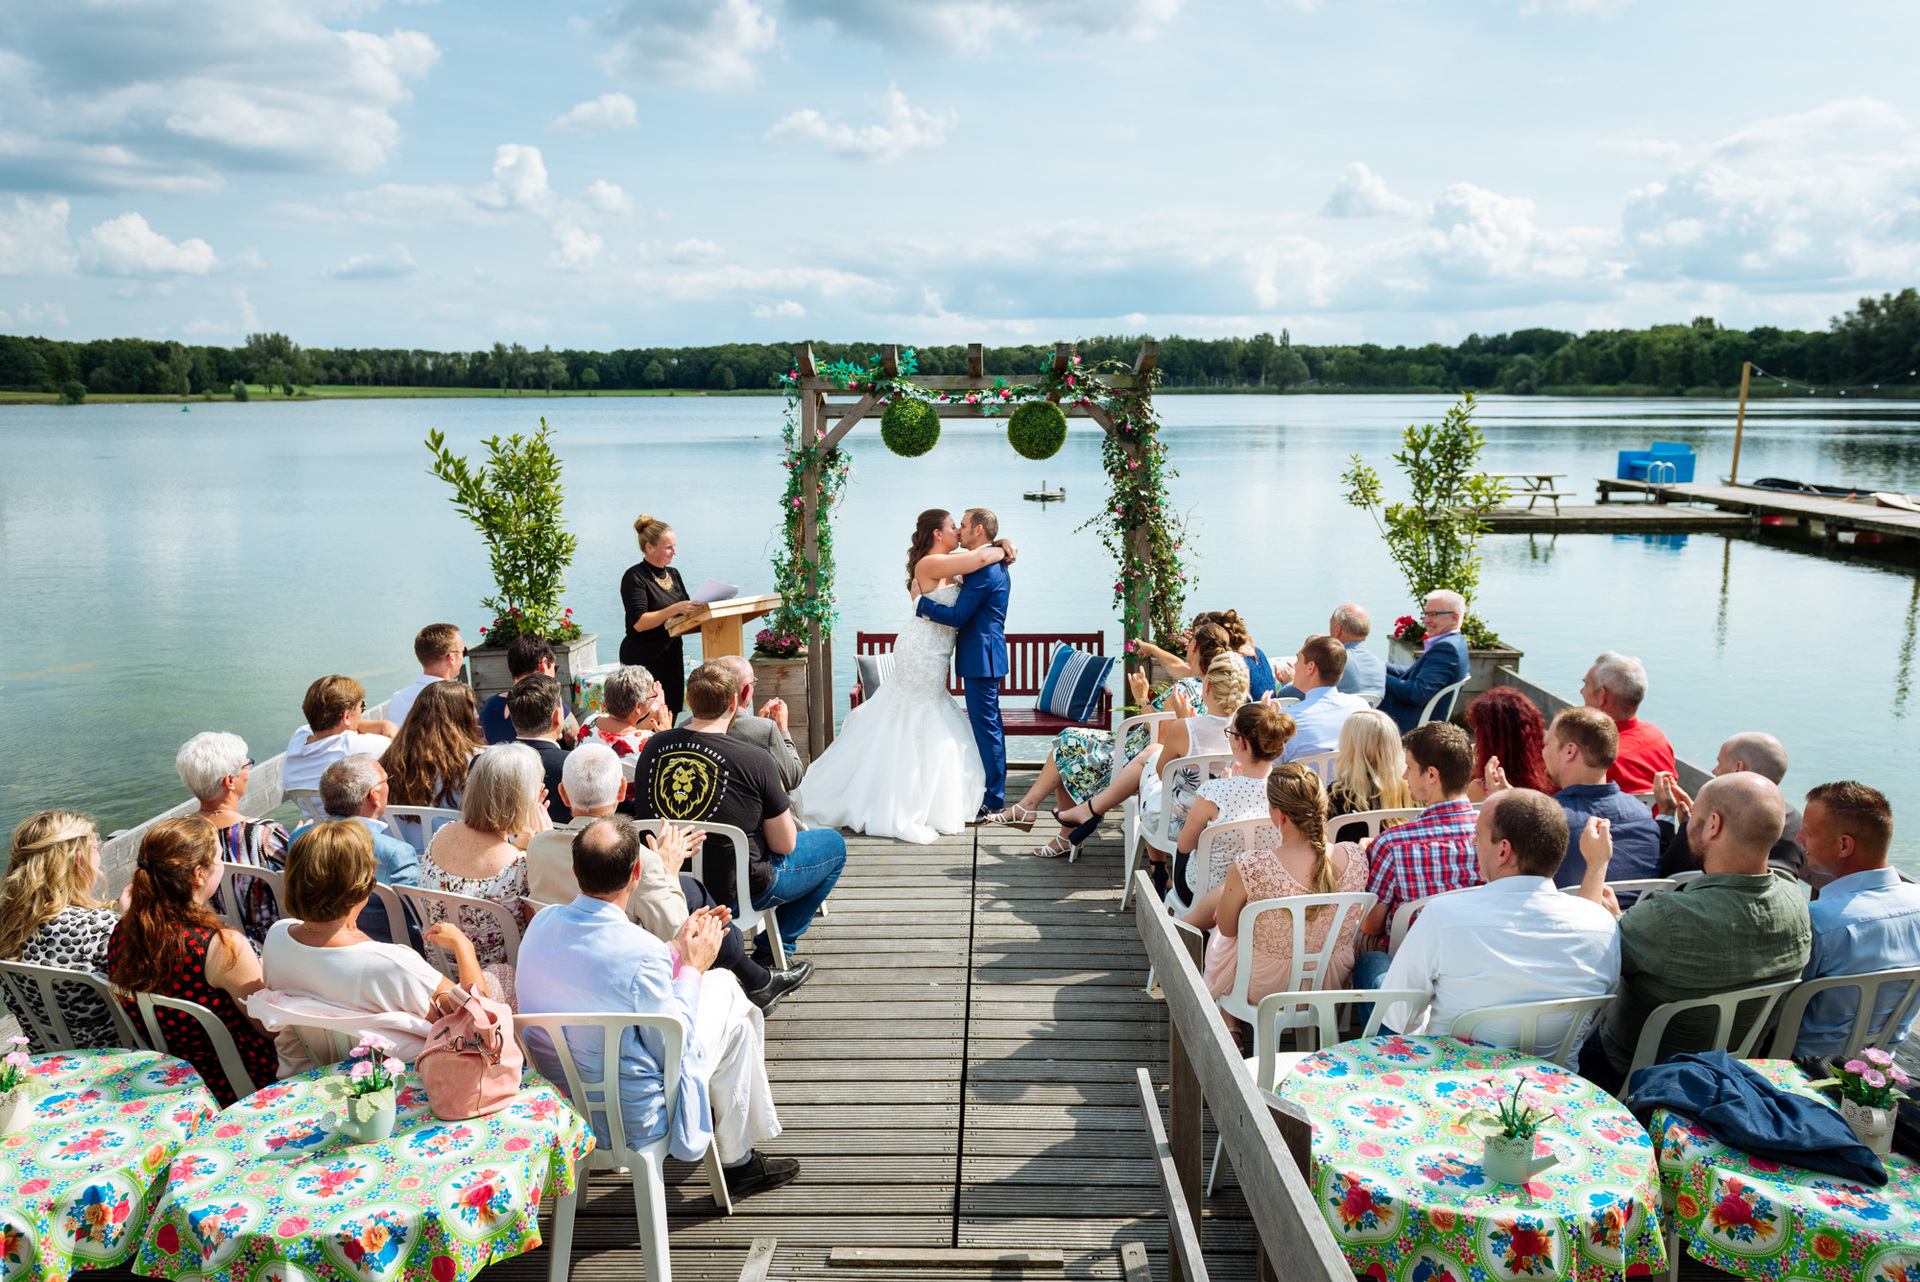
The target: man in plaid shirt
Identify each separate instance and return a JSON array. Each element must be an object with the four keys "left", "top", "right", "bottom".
[{"left": 1353, "top": 721, "right": 1482, "bottom": 991}]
